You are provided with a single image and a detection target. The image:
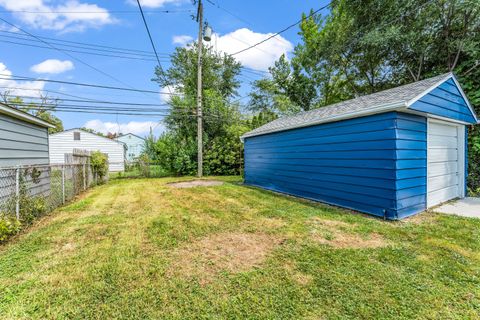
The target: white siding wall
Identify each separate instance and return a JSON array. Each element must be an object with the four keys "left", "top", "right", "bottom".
[
  {"left": 49, "top": 130, "right": 125, "bottom": 172},
  {"left": 116, "top": 134, "right": 145, "bottom": 161}
]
